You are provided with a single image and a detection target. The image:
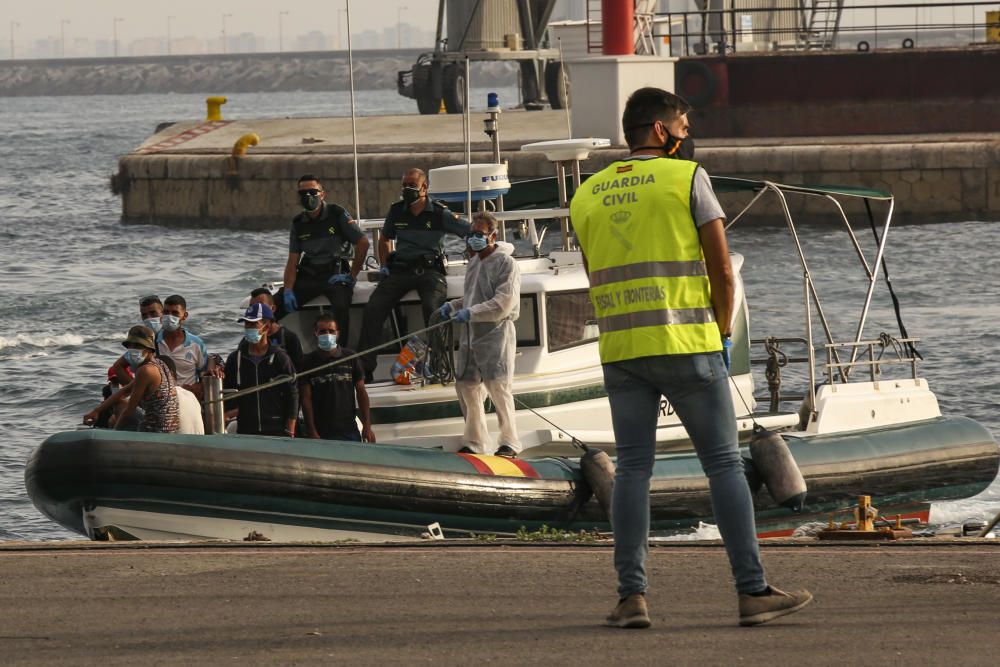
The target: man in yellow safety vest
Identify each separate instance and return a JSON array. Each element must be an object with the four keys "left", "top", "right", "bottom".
[{"left": 571, "top": 87, "right": 813, "bottom": 629}]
